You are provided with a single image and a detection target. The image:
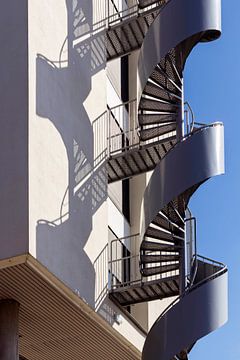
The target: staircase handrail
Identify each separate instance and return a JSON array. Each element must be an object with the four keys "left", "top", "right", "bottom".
[
  {"left": 184, "top": 215, "right": 197, "bottom": 286},
  {"left": 109, "top": 98, "right": 137, "bottom": 112},
  {"left": 107, "top": 0, "right": 167, "bottom": 28},
  {"left": 162, "top": 122, "right": 223, "bottom": 163},
  {"left": 184, "top": 101, "right": 195, "bottom": 134},
  {"left": 152, "top": 254, "right": 227, "bottom": 327}
]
